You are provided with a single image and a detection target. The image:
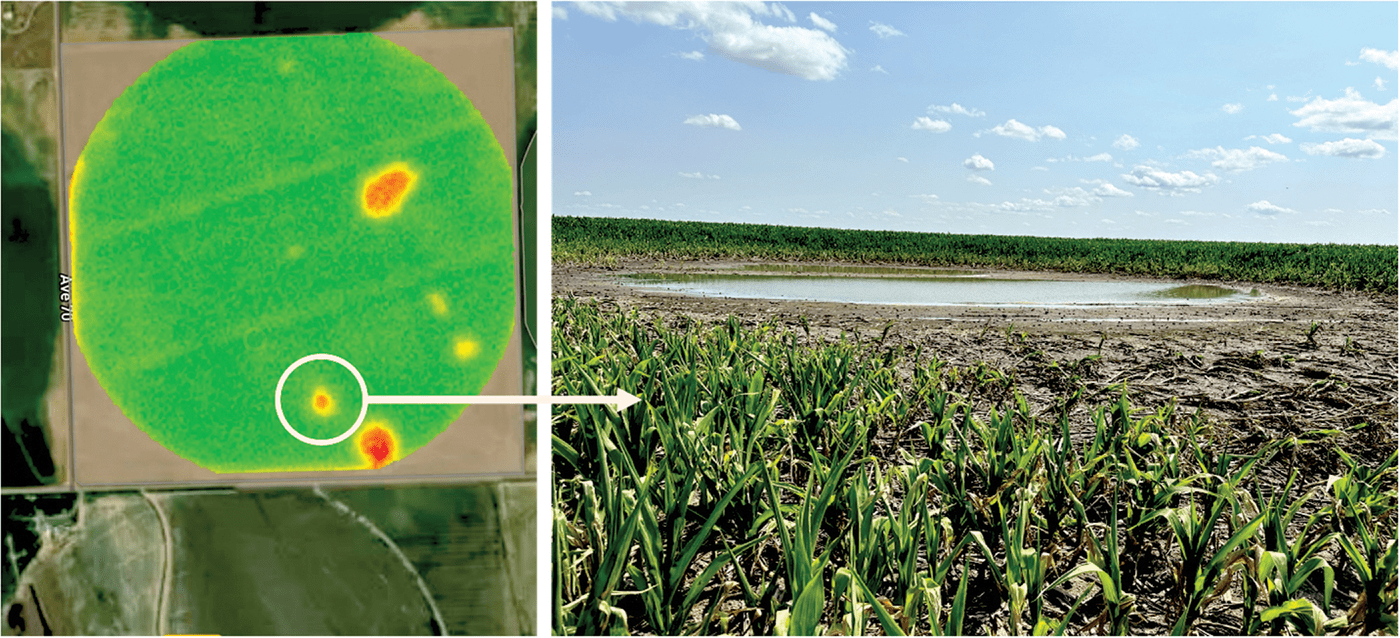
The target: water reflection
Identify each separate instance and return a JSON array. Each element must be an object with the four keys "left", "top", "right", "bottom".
[
  {"left": 738, "top": 264, "right": 982, "bottom": 276},
  {"left": 617, "top": 273, "right": 1247, "bottom": 307}
]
